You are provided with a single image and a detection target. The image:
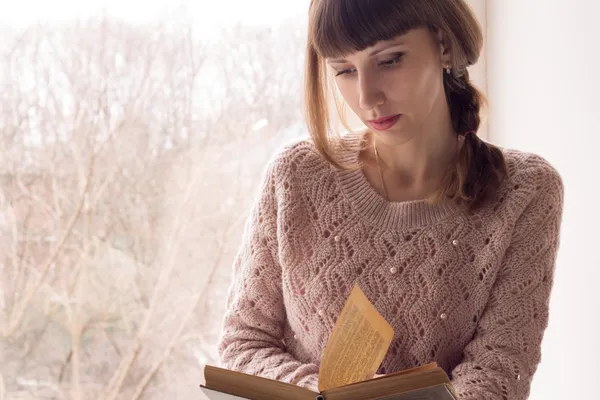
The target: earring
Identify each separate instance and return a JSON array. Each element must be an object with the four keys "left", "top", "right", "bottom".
[{"left": 445, "top": 65, "right": 452, "bottom": 75}]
